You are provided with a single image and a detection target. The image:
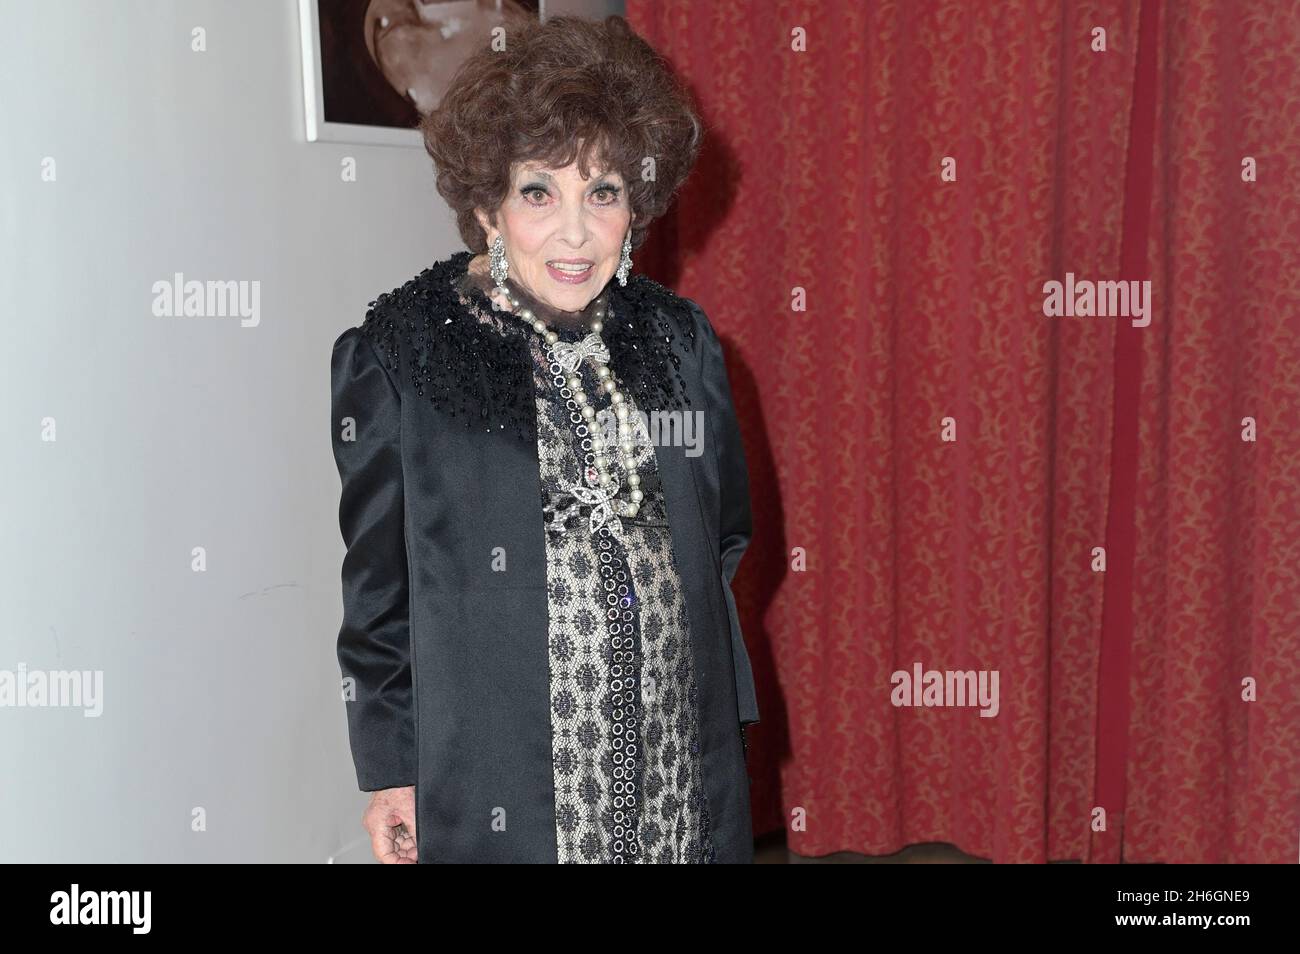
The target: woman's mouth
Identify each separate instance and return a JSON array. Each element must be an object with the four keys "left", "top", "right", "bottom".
[{"left": 546, "top": 260, "right": 594, "bottom": 284}]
